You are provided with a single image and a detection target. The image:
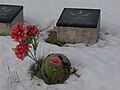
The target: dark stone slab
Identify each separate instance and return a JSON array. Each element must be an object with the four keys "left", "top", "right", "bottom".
[
  {"left": 56, "top": 8, "right": 100, "bottom": 28},
  {"left": 0, "top": 4, "right": 23, "bottom": 23}
]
